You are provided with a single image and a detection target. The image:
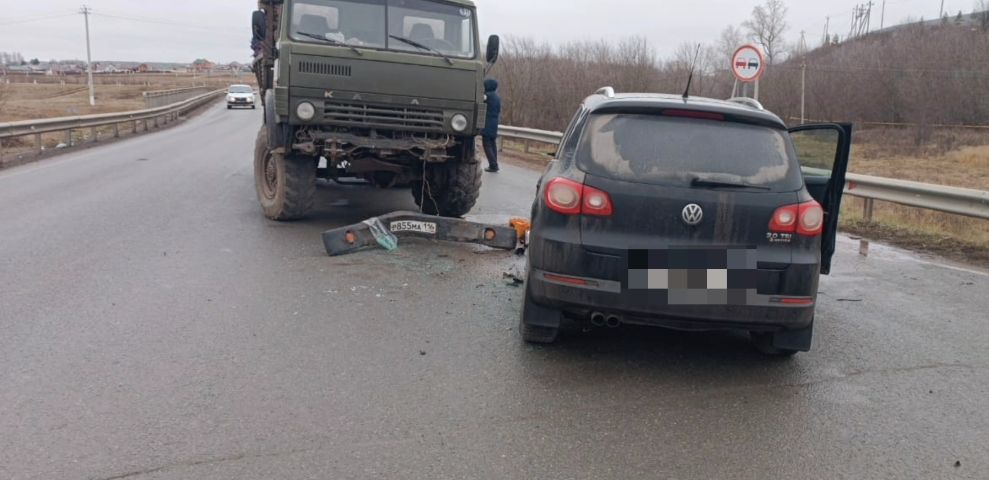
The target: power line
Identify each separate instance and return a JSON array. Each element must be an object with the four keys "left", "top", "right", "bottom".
[
  {"left": 0, "top": 12, "right": 76, "bottom": 26},
  {"left": 89, "top": 11, "right": 242, "bottom": 34}
]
